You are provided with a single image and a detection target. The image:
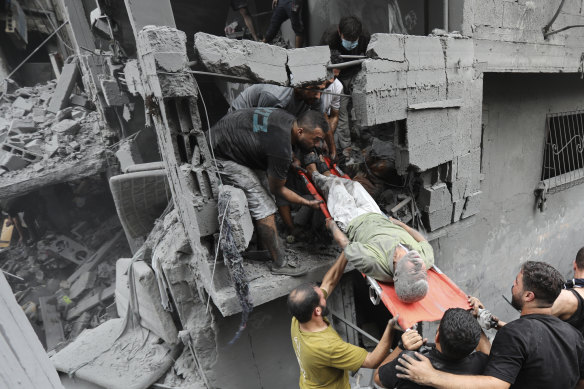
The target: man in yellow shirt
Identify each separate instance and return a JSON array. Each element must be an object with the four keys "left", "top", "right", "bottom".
[{"left": 288, "top": 239, "right": 400, "bottom": 388}]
